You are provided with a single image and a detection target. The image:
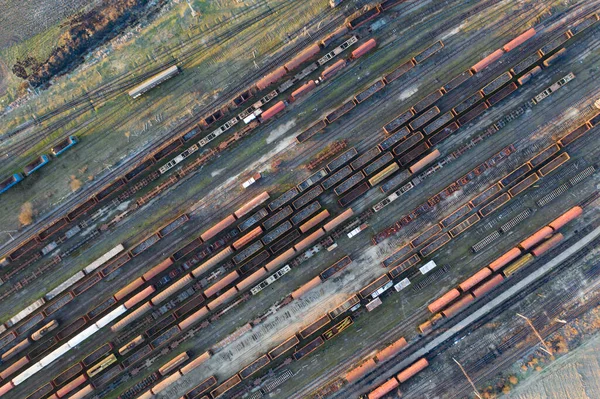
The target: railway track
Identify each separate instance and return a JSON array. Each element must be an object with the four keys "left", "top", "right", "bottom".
[
  {"left": 289, "top": 40, "right": 600, "bottom": 399},
  {"left": 0, "top": 0, "right": 286, "bottom": 146},
  {"left": 412, "top": 230, "right": 600, "bottom": 398},
  {"left": 339, "top": 224, "right": 600, "bottom": 399},
  {"left": 2, "top": 1, "right": 596, "bottom": 398},
  {"left": 0, "top": 0, "right": 353, "bottom": 259}
]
